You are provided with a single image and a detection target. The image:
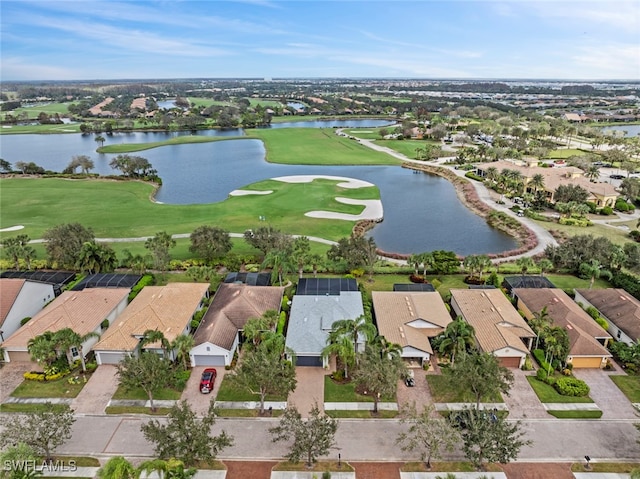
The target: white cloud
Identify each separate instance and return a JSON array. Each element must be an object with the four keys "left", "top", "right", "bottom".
[
  {"left": 527, "top": 0, "right": 640, "bottom": 33},
  {"left": 571, "top": 43, "right": 640, "bottom": 79},
  {"left": 0, "top": 57, "right": 80, "bottom": 80}
]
